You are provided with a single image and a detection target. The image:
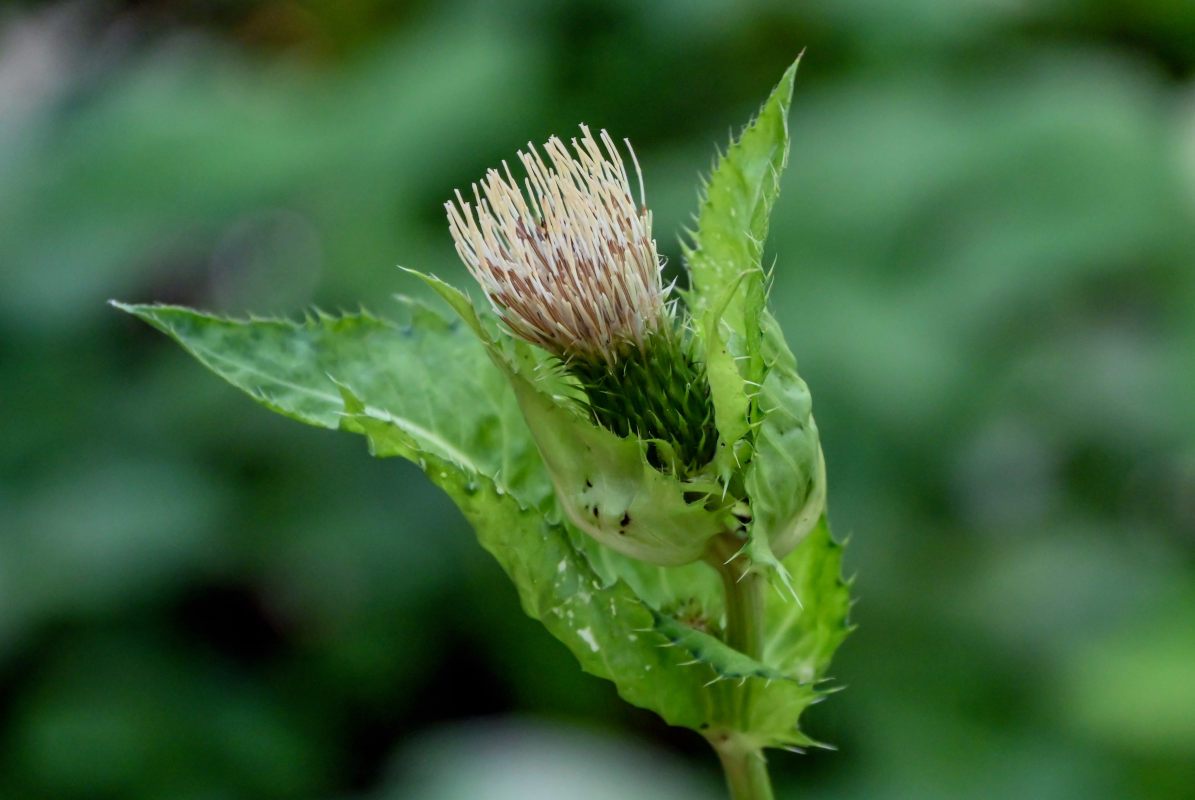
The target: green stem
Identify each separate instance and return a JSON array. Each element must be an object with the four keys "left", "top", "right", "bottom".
[
  {"left": 713, "top": 738, "right": 775, "bottom": 800},
  {"left": 720, "top": 552, "right": 767, "bottom": 658},
  {"left": 705, "top": 534, "right": 774, "bottom": 800}
]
